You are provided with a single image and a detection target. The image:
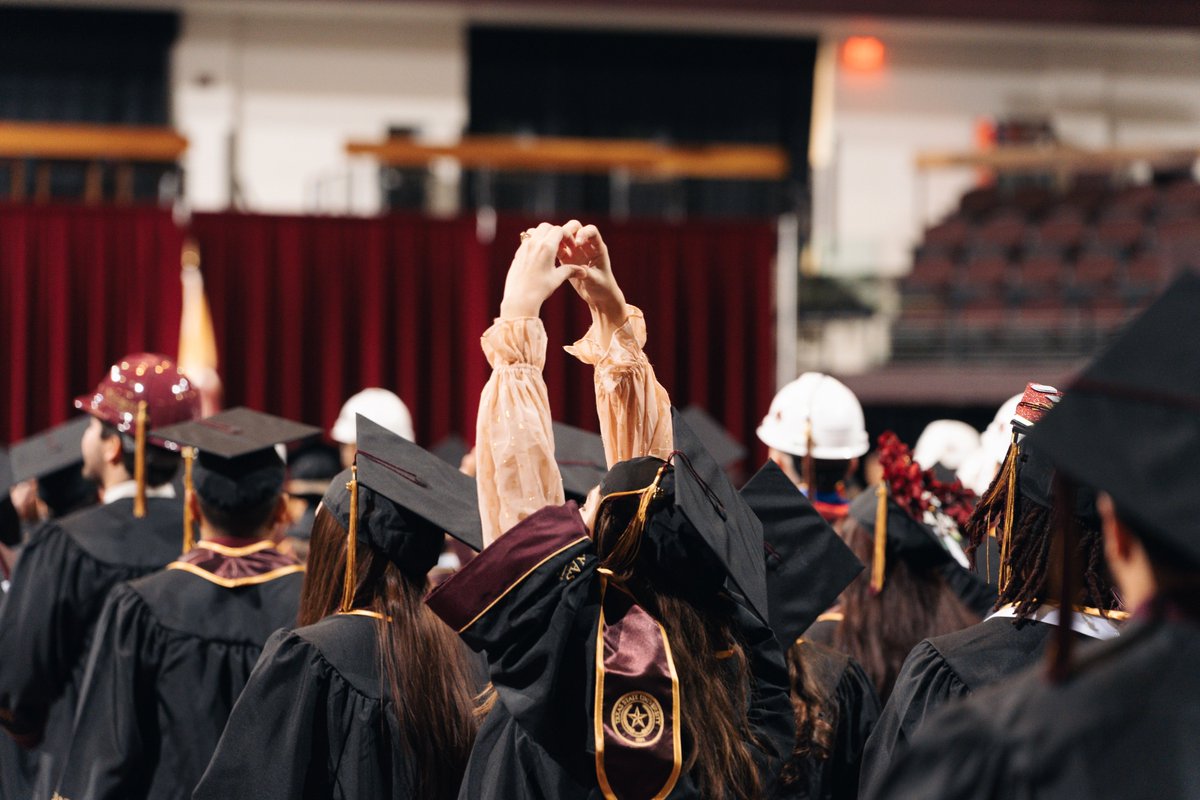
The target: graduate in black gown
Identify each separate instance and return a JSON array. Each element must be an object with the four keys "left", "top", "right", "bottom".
[
  {"left": 742, "top": 460, "right": 878, "bottom": 800},
  {"left": 0, "top": 354, "right": 200, "bottom": 798},
  {"left": 280, "top": 440, "right": 341, "bottom": 562},
  {"left": 811, "top": 432, "right": 981, "bottom": 703},
  {"left": 0, "top": 449, "right": 14, "bottom": 587},
  {"left": 859, "top": 382, "right": 1125, "bottom": 798},
  {"left": 874, "top": 273, "right": 1200, "bottom": 800},
  {"left": 194, "top": 415, "right": 485, "bottom": 800},
  {"left": 7, "top": 417, "right": 99, "bottom": 540},
  {"left": 0, "top": 418, "right": 99, "bottom": 800},
  {"left": 53, "top": 408, "right": 316, "bottom": 800},
  {"left": 426, "top": 222, "right": 793, "bottom": 799}
]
